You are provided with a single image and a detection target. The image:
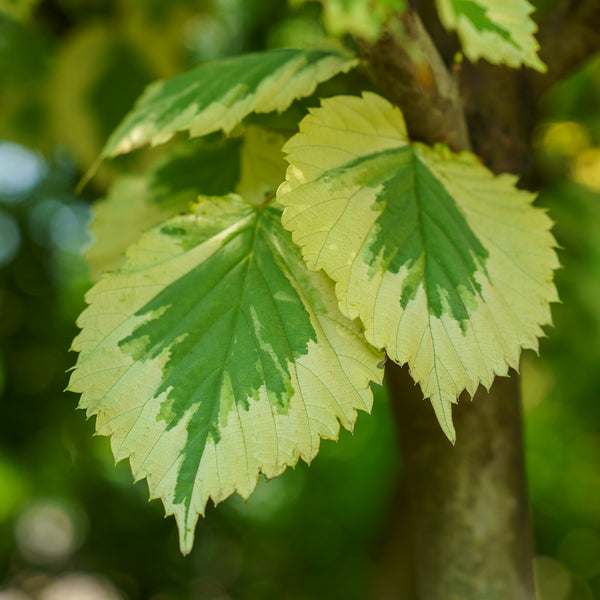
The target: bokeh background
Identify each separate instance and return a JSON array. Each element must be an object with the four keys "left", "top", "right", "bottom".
[{"left": 0, "top": 1, "right": 599, "bottom": 598}]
